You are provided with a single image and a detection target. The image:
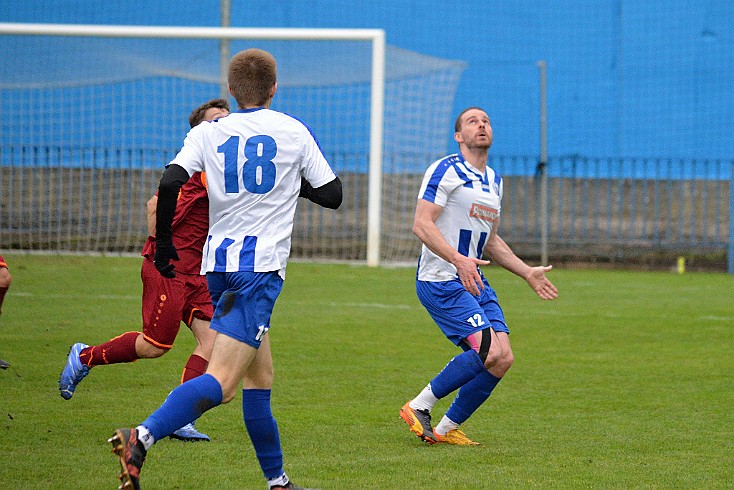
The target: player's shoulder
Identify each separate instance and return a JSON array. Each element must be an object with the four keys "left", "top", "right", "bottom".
[
  {"left": 265, "top": 109, "right": 323, "bottom": 148},
  {"left": 184, "top": 119, "right": 211, "bottom": 140},
  {"left": 424, "top": 153, "right": 462, "bottom": 176},
  {"left": 265, "top": 109, "right": 315, "bottom": 133}
]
